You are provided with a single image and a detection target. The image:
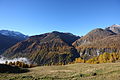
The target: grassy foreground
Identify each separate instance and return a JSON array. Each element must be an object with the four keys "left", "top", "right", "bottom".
[{"left": 1, "top": 63, "right": 120, "bottom": 80}]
